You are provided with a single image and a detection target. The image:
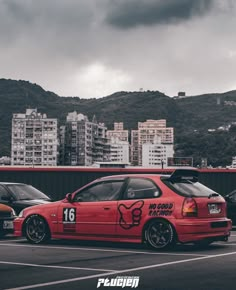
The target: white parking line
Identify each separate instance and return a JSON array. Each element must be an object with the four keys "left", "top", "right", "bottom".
[
  {"left": 0, "top": 243, "right": 210, "bottom": 257},
  {"left": 5, "top": 250, "right": 236, "bottom": 290},
  {"left": 0, "top": 261, "right": 114, "bottom": 272}
]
